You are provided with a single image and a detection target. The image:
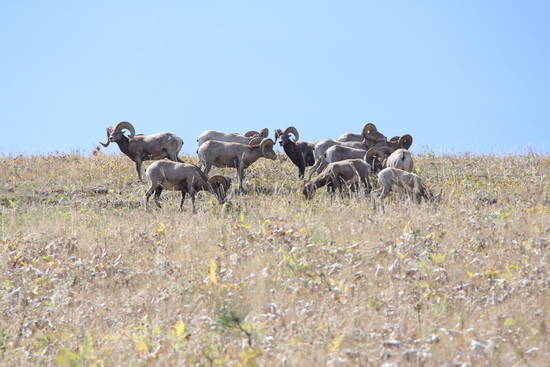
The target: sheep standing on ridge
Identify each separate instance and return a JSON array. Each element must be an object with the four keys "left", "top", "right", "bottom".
[
  {"left": 274, "top": 126, "right": 318, "bottom": 178},
  {"left": 197, "top": 128, "right": 269, "bottom": 147},
  {"left": 197, "top": 137, "right": 277, "bottom": 192},
  {"left": 303, "top": 159, "right": 372, "bottom": 200},
  {"left": 308, "top": 123, "right": 387, "bottom": 178},
  {"left": 100, "top": 121, "right": 184, "bottom": 181},
  {"left": 145, "top": 161, "right": 231, "bottom": 212}
]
